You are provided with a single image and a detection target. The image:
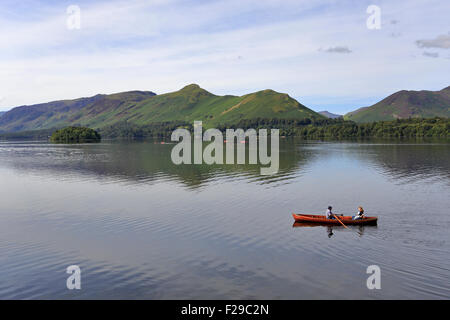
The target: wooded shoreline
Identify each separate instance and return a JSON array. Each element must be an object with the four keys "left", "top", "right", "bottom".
[{"left": 0, "top": 117, "right": 448, "bottom": 140}]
